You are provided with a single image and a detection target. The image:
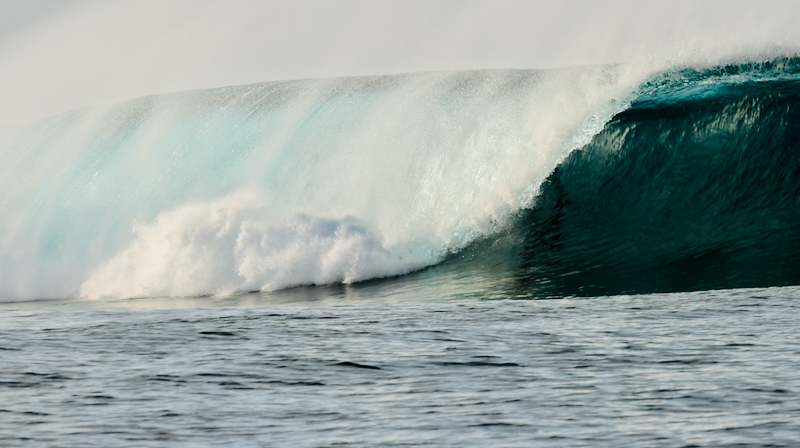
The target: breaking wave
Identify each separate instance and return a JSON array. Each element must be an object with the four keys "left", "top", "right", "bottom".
[{"left": 2, "top": 58, "right": 800, "bottom": 301}]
